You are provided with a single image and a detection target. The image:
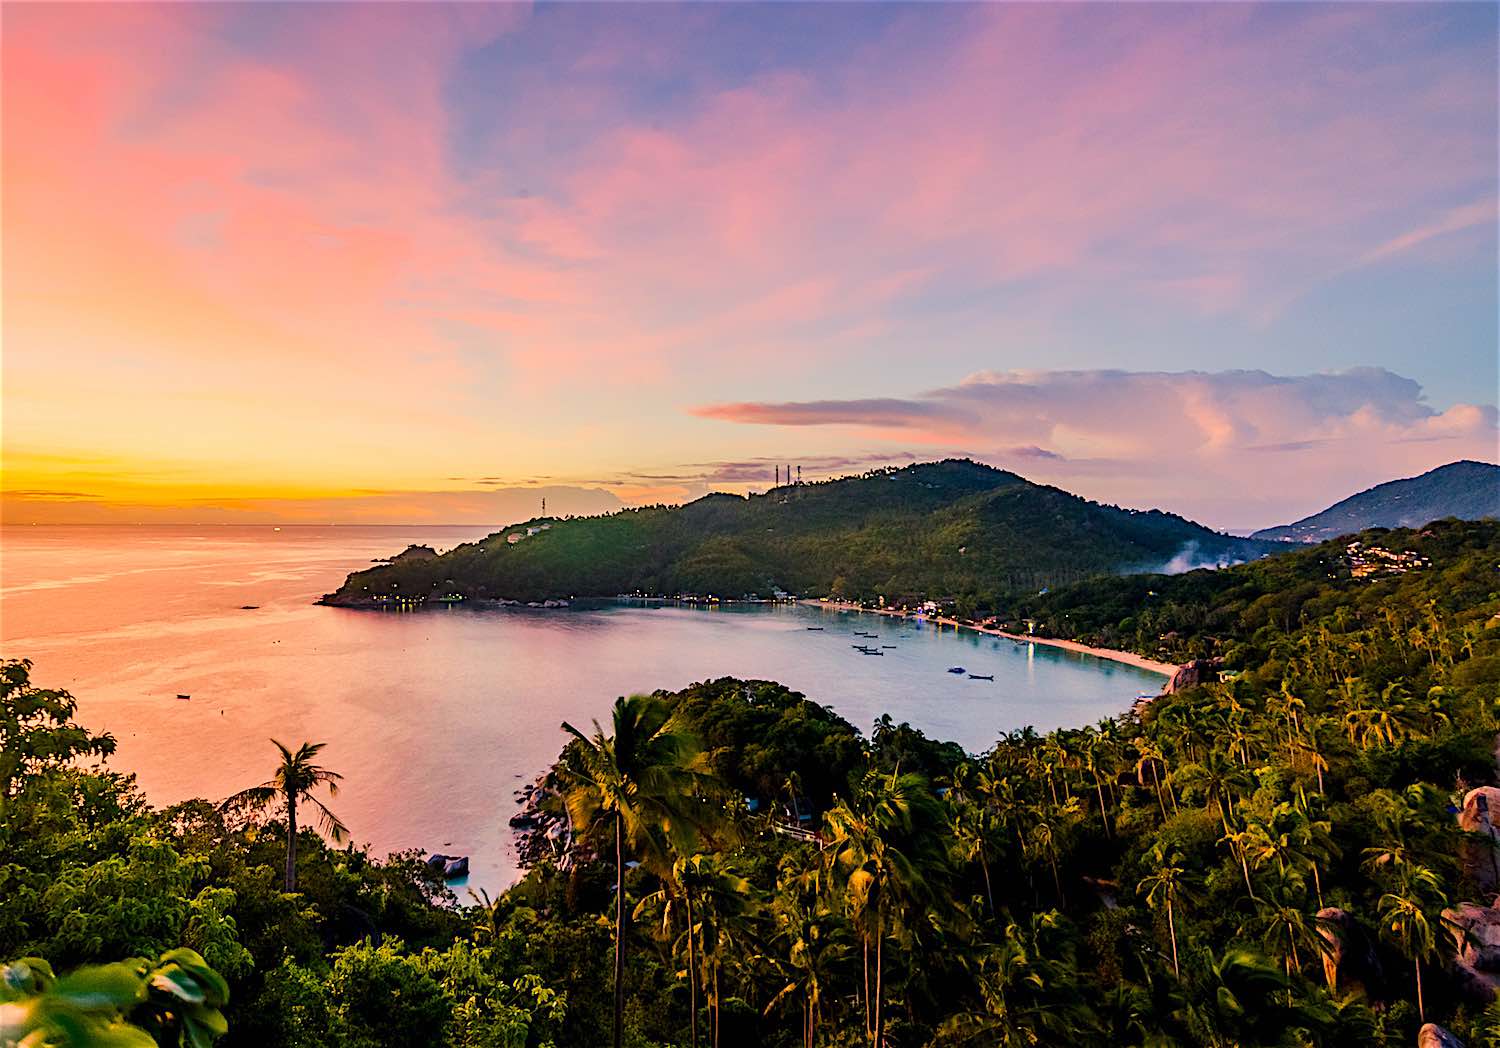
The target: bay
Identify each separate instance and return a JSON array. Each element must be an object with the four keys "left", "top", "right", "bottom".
[{"left": 0, "top": 524, "right": 1165, "bottom": 892}]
